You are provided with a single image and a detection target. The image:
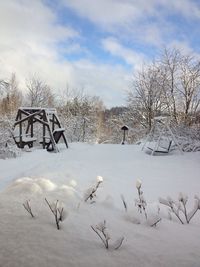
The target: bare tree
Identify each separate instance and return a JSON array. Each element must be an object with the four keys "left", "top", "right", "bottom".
[
  {"left": 0, "top": 74, "right": 22, "bottom": 115},
  {"left": 128, "top": 63, "right": 166, "bottom": 131},
  {"left": 26, "top": 77, "right": 54, "bottom": 107},
  {"left": 128, "top": 48, "right": 200, "bottom": 129},
  {"left": 160, "top": 48, "right": 181, "bottom": 124},
  {"left": 178, "top": 55, "right": 200, "bottom": 125}
]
